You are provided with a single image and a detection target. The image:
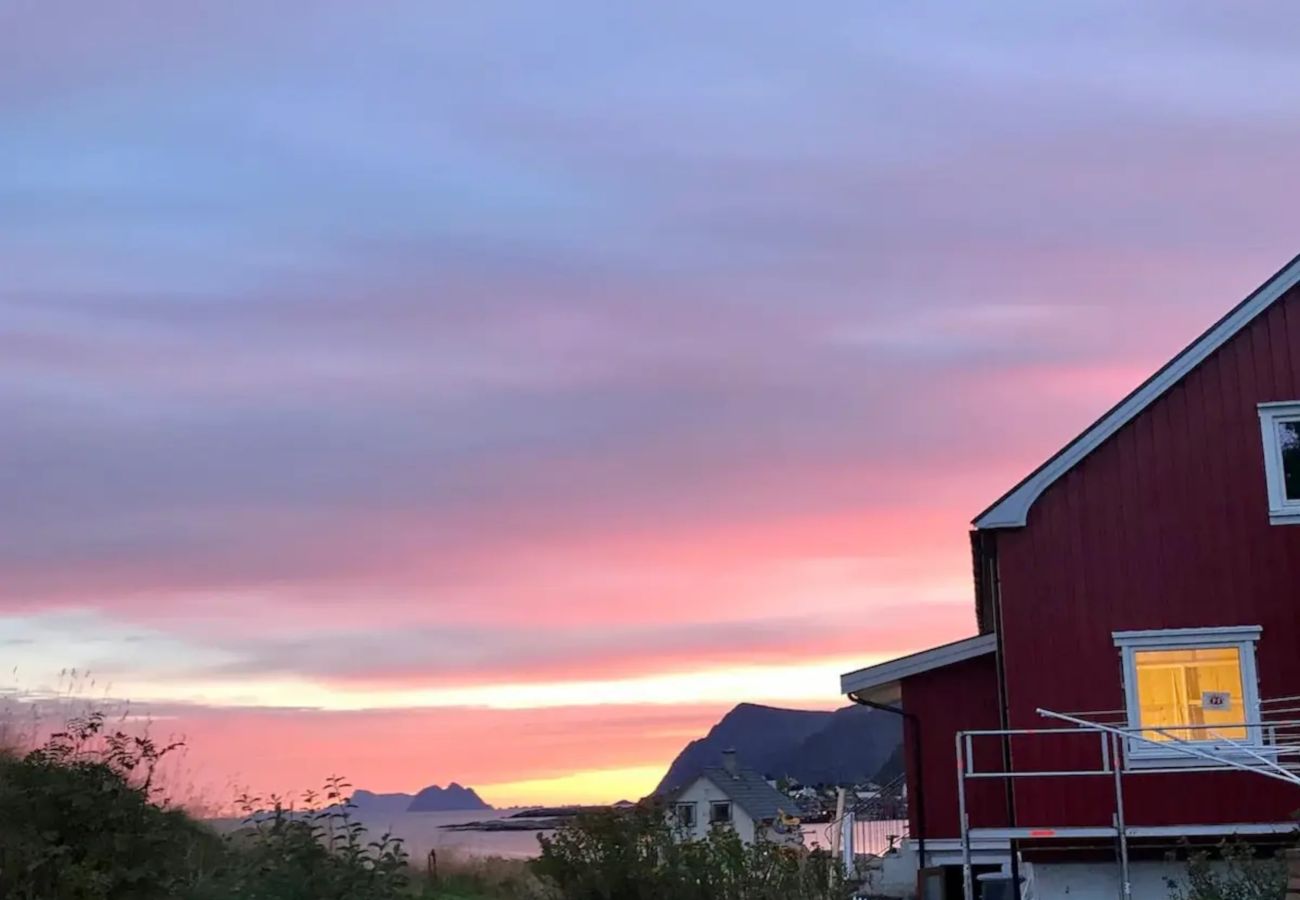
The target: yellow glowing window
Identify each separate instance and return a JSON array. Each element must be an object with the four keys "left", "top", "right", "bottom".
[{"left": 1133, "top": 647, "right": 1247, "bottom": 742}]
